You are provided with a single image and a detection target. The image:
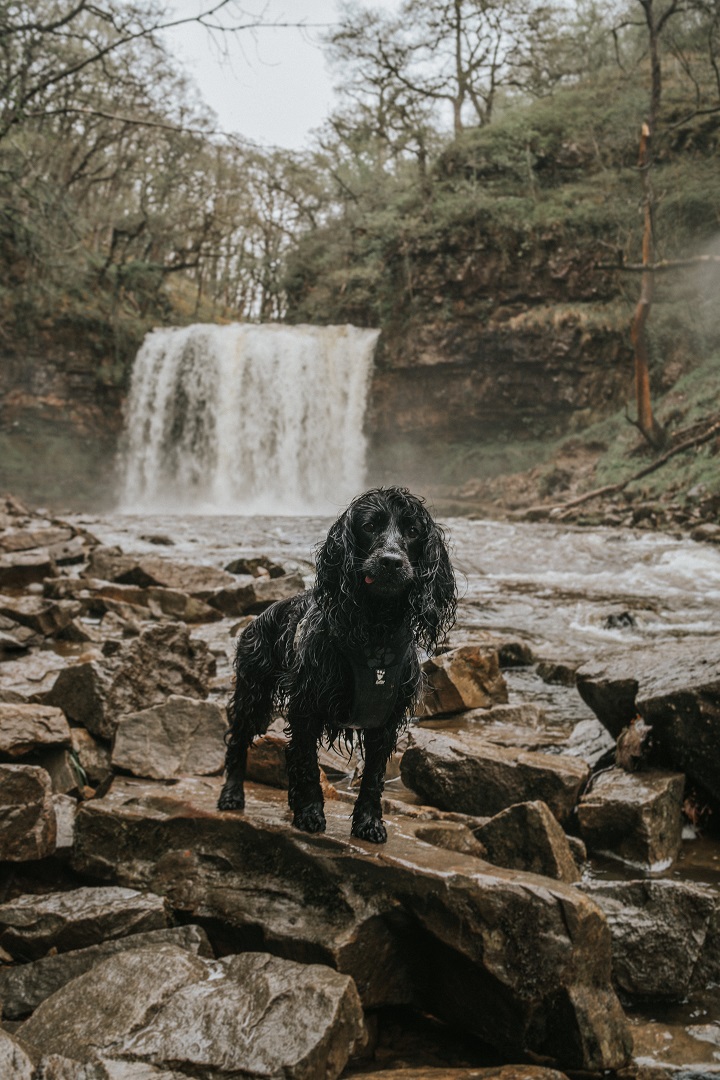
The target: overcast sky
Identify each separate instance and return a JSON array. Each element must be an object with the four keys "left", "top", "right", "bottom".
[{"left": 163, "top": 1, "right": 400, "bottom": 149}]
